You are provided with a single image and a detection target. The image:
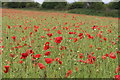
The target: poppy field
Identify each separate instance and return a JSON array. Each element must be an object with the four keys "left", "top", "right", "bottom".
[{"left": 1, "top": 9, "right": 120, "bottom": 78}]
